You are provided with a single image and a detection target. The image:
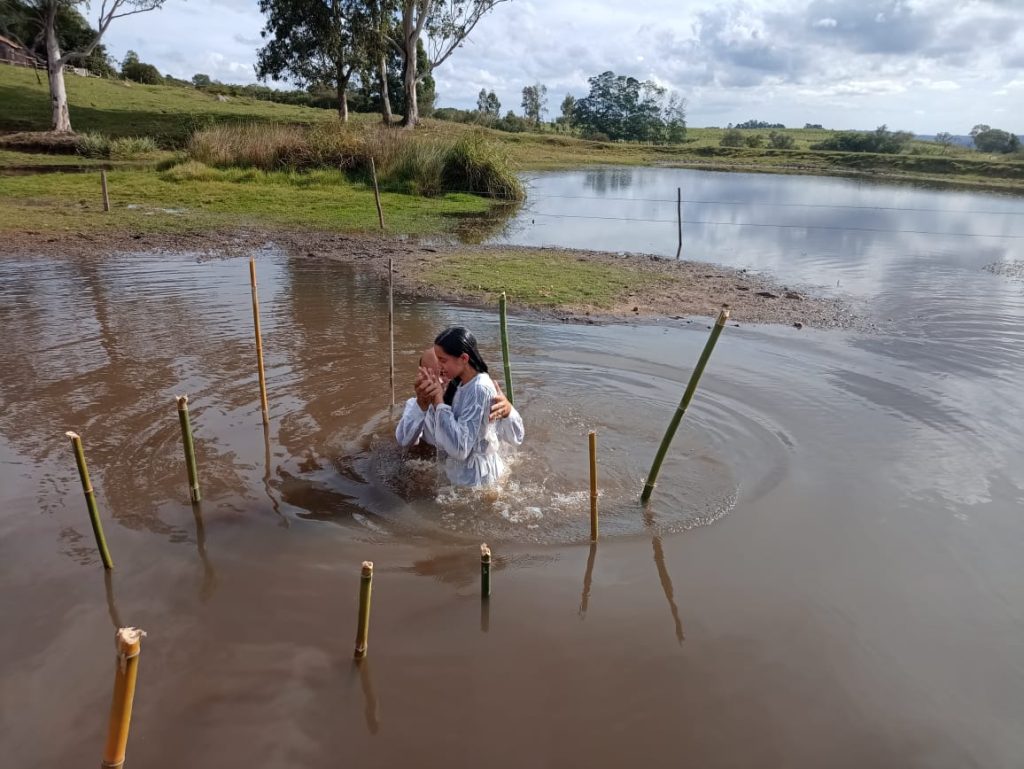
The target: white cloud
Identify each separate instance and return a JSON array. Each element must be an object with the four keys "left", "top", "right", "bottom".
[{"left": 926, "top": 81, "right": 961, "bottom": 91}]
